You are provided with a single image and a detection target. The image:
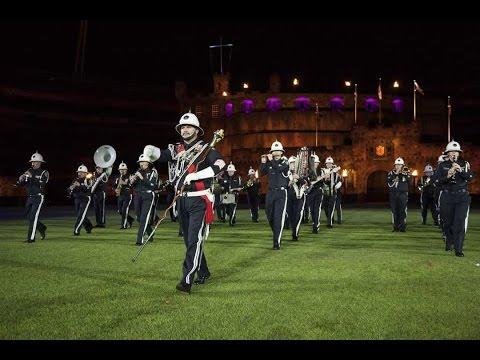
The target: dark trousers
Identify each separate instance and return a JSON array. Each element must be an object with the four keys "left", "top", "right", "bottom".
[
  {"left": 247, "top": 191, "right": 259, "bottom": 221},
  {"left": 117, "top": 193, "right": 133, "bottom": 228},
  {"left": 150, "top": 192, "right": 160, "bottom": 224},
  {"left": 334, "top": 191, "right": 343, "bottom": 224},
  {"left": 389, "top": 191, "right": 408, "bottom": 231},
  {"left": 25, "top": 194, "right": 46, "bottom": 241},
  {"left": 287, "top": 191, "right": 306, "bottom": 238},
  {"left": 134, "top": 192, "right": 155, "bottom": 244},
  {"left": 265, "top": 189, "right": 288, "bottom": 248},
  {"left": 420, "top": 192, "right": 437, "bottom": 225},
  {"left": 303, "top": 193, "right": 311, "bottom": 223},
  {"left": 225, "top": 203, "right": 238, "bottom": 226},
  {"left": 434, "top": 189, "right": 442, "bottom": 228},
  {"left": 310, "top": 188, "right": 324, "bottom": 231},
  {"left": 177, "top": 196, "right": 210, "bottom": 285},
  {"left": 74, "top": 196, "right": 93, "bottom": 234},
  {"left": 440, "top": 192, "right": 471, "bottom": 252},
  {"left": 323, "top": 194, "right": 337, "bottom": 227},
  {"left": 92, "top": 191, "right": 106, "bottom": 226}
]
